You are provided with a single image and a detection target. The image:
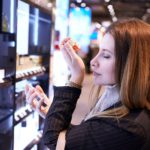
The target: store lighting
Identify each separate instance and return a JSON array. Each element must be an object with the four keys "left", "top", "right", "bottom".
[
  {"left": 107, "top": 4, "right": 117, "bottom": 21},
  {"left": 109, "top": 10, "right": 115, "bottom": 16},
  {"left": 34, "top": 9, "right": 39, "bottom": 46},
  {"left": 104, "top": 0, "right": 110, "bottom": 2},
  {"left": 70, "top": 3, "right": 76, "bottom": 8},
  {"left": 81, "top": 2, "right": 86, "bottom": 7},
  {"left": 75, "top": 7, "right": 80, "bottom": 11},
  {"left": 10, "top": 0, "right": 14, "bottom": 33},
  {"left": 107, "top": 5, "right": 113, "bottom": 10},
  {"left": 112, "top": 16, "right": 117, "bottom": 22},
  {"left": 101, "top": 26, "right": 106, "bottom": 33},
  {"left": 102, "top": 21, "right": 111, "bottom": 28},
  {"left": 76, "top": 0, "right": 82, "bottom": 3},
  {"left": 95, "top": 23, "right": 101, "bottom": 29},
  {"left": 147, "top": 8, "right": 150, "bottom": 13},
  {"left": 85, "top": 7, "right": 90, "bottom": 11}
]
